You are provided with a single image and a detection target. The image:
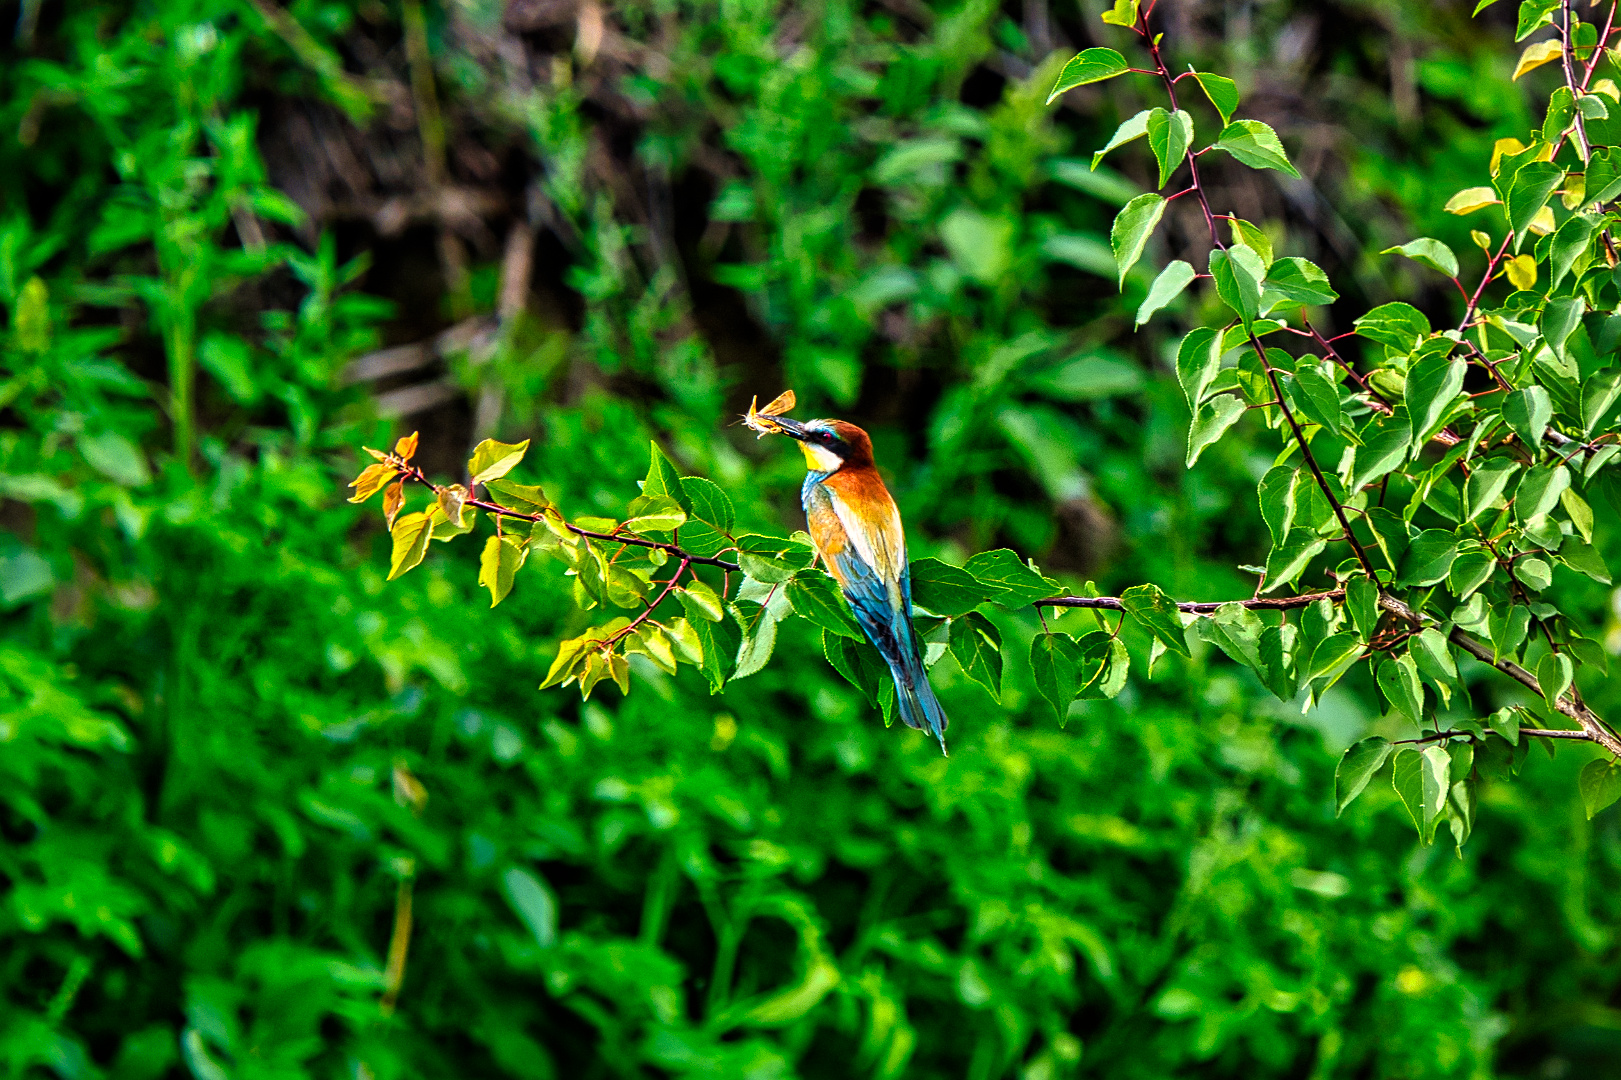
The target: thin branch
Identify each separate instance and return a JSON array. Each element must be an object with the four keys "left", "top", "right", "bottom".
[
  {"left": 1377, "top": 592, "right": 1621, "bottom": 758},
  {"left": 1035, "top": 588, "right": 1343, "bottom": 614}
]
